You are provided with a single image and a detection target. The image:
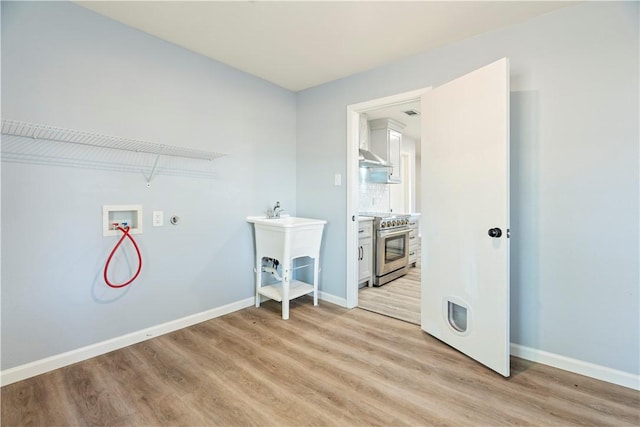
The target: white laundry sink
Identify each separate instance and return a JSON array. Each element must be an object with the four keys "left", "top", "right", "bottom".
[
  {"left": 247, "top": 215, "right": 327, "bottom": 262},
  {"left": 246, "top": 215, "right": 327, "bottom": 228},
  {"left": 247, "top": 215, "right": 327, "bottom": 319}
]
